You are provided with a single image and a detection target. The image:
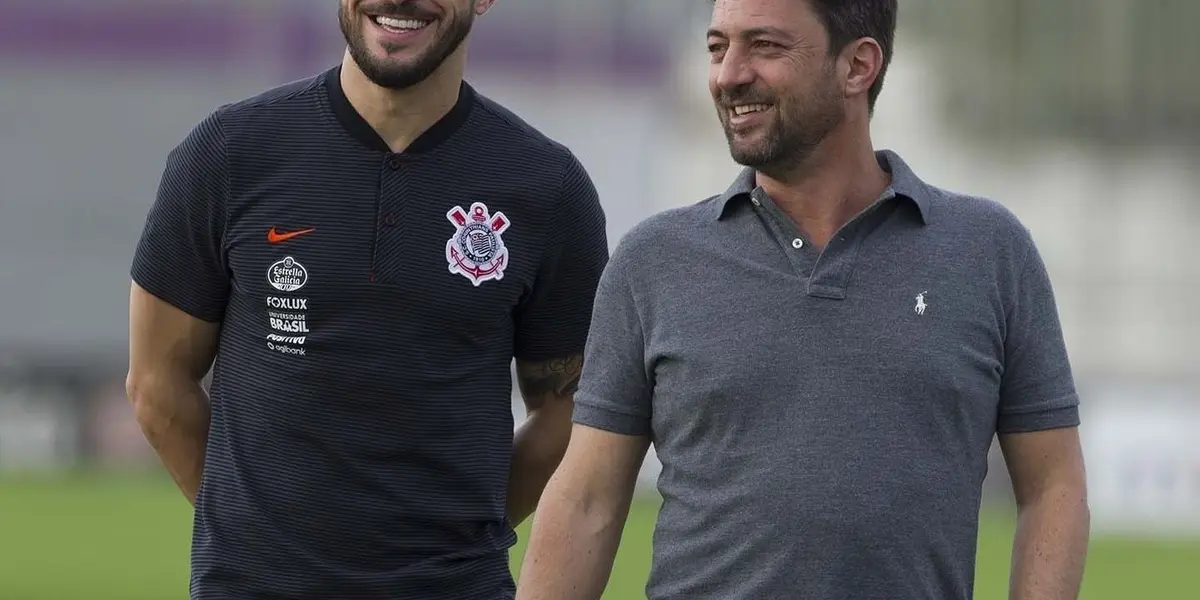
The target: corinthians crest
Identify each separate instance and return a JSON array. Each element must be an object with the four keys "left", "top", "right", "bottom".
[{"left": 445, "top": 202, "right": 511, "bottom": 286}]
